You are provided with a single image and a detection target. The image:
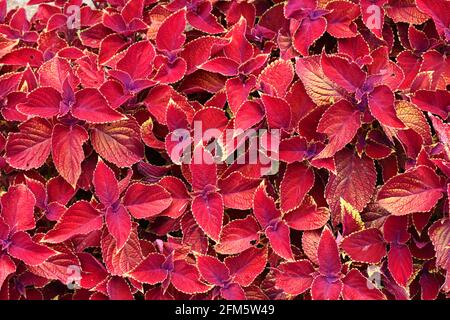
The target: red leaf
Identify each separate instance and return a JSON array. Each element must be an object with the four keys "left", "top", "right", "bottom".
[
  {"left": 388, "top": 243, "right": 413, "bottom": 287},
  {"left": 234, "top": 101, "right": 265, "bottom": 132},
  {"left": 215, "top": 216, "right": 260, "bottom": 255},
  {"left": 377, "top": 166, "right": 444, "bottom": 215},
  {"left": 311, "top": 275, "right": 343, "bottom": 300},
  {"left": 295, "top": 55, "right": 344, "bottom": 106},
  {"left": 419, "top": 272, "right": 442, "bottom": 300},
  {"left": 266, "top": 221, "right": 293, "bottom": 260},
  {"left": 428, "top": 218, "right": 450, "bottom": 270},
  {"left": 280, "top": 162, "right": 315, "bottom": 213},
  {"left": 258, "top": 59, "right": 294, "bottom": 97},
  {"left": 8, "top": 231, "right": 56, "bottom": 266},
  {"left": 123, "top": 183, "right": 172, "bottom": 219},
  {"left": 101, "top": 224, "right": 144, "bottom": 276},
  {"left": 340, "top": 198, "right": 364, "bottom": 236},
  {"left": 223, "top": 17, "right": 253, "bottom": 64},
  {"left": 158, "top": 177, "right": 190, "bottom": 219},
  {"left": 383, "top": 215, "right": 410, "bottom": 244},
  {"left": 190, "top": 147, "right": 217, "bottom": 191},
  {"left": 0, "top": 254, "right": 16, "bottom": 289},
  {"left": 325, "top": 149, "right": 377, "bottom": 224},
  {"left": 5, "top": 118, "right": 52, "bottom": 170},
  {"left": 93, "top": 160, "right": 120, "bottom": 207},
  {"left": 16, "top": 87, "right": 61, "bottom": 118},
  {"left": 107, "top": 276, "right": 133, "bottom": 300},
  {"left": 90, "top": 119, "right": 144, "bottom": 167},
  {"left": 325, "top": 1, "right": 359, "bottom": 38},
  {"left": 284, "top": 196, "right": 330, "bottom": 231},
  {"left": 221, "top": 283, "right": 245, "bottom": 300},
  {"left": 315, "top": 100, "right": 361, "bottom": 159},
  {"left": 51, "top": 124, "right": 88, "bottom": 187},
  {"left": 105, "top": 205, "right": 132, "bottom": 250},
  {"left": 43, "top": 201, "right": 103, "bottom": 243},
  {"left": 1, "top": 184, "right": 36, "bottom": 233},
  {"left": 342, "top": 269, "right": 386, "bottom": 300},
  {"left": 130, "top": 253, "right": 168, "bottom": 285},
  {"left": 156, "top": 9, "right": 186, "bottom": 52},
  {"left": 274, "top": 260, "right": 315, "bottom": 295},
  {"left": 321, "top": 53, "right": 365, "bottom": 93},
  {"left": 293, "top": 17, "right": 327, "bottom": 56},
  {"left": 72, "top": 88, "right": 124, "bottom": 123},
  {"left": 317, "top": 227, "right": 341, "bottom": 277},
  {"left": 341, "top": 229, "right": 386, "bottom": 264},
  {"left": 261, "top": 94, "right": 291, "bottom": 130},
  {"left": 368, "top": 85, "right": 405, "bottom": 128},
  {"left": 218, "top": 172, "right": 261, "bottom": 210},
  {"left": 253, "top": 183, "right": 281, "bottom": 229},
  {"left": 197, "top": 255, "right": 230, "bottom": 286},
  {"left": 412, "top": 90, "right": 450, "bottom": 119},
  {"left": 171, "top": 260, "right": 211, "bottom": 294},
  {"left": 225, "top": 247, "right": 267, "bottom": 287},
  {"left": 116, "top": 40, "right": 155, "bottom": 80},
  {"left": 191, "top": 192, "right": 223, "bottom": 241}
]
